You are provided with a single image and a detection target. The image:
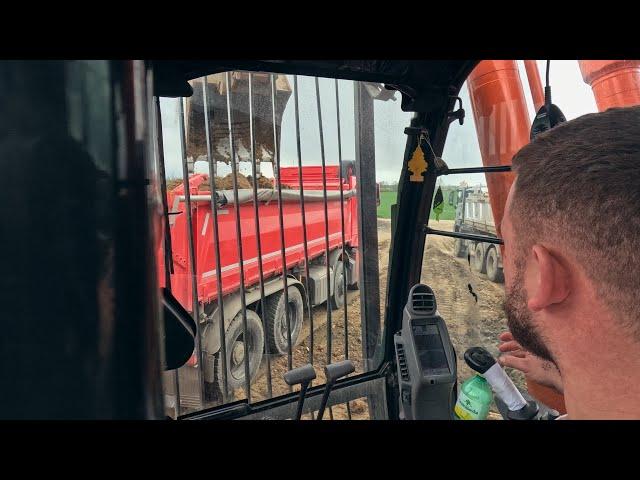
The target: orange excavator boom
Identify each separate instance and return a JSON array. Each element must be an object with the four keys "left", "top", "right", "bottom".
[
  {"left": 467, "top": 59, "right": 640, "bottom": 415},
  {"left": 467, "top": 60, "right": 555, "bottom": 412}
]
